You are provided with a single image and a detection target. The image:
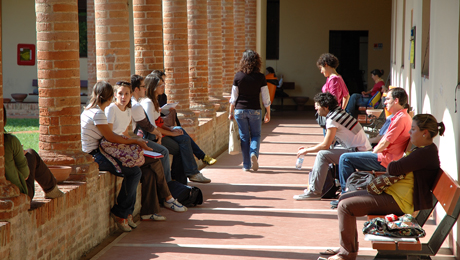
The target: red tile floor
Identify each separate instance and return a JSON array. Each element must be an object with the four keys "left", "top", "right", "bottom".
[{"left": 89, "top": 109, "right": 453, "bottom": 260}]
